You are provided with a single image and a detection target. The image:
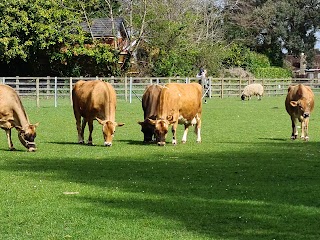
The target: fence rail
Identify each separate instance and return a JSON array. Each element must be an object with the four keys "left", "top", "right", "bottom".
[{"left": 2, "top": 76, "right": 320, "bottom": 107}]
